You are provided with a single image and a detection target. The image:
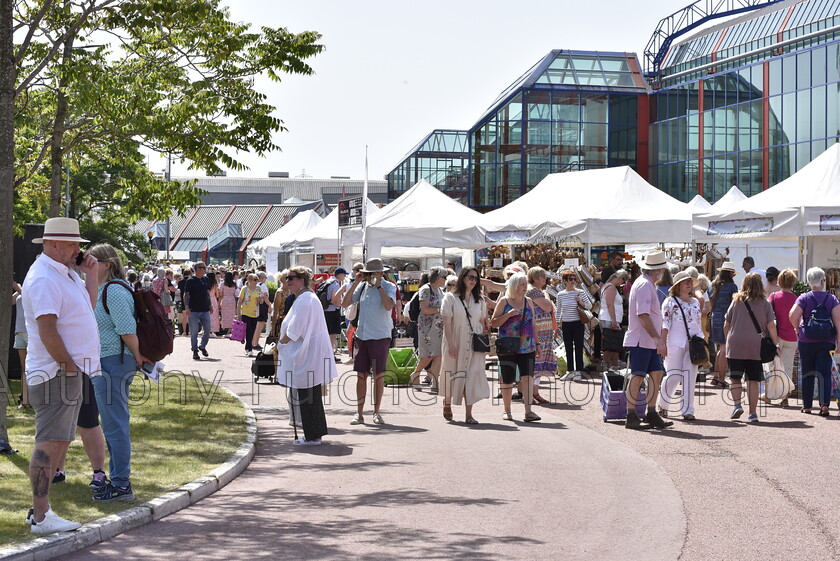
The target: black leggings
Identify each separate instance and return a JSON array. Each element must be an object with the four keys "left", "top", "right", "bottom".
[
  {"left": 498, "top": 352, "right": 535, "bottom": 384},
  {"left": 242, "top": 315, "right": 259, "bottom": 351},
  {"left": 562, "top": 320, "right": 585, "bottom": 371}
]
